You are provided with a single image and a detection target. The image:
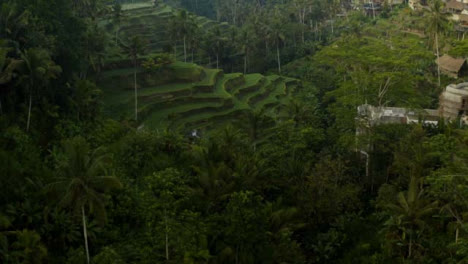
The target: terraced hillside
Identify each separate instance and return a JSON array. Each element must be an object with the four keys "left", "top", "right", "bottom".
[
  {"left": 102, "top": 2, "right": 229, "bottom": 64},
  {"left": 99, "top": 62, "right": 300, "bottom": 131}
]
